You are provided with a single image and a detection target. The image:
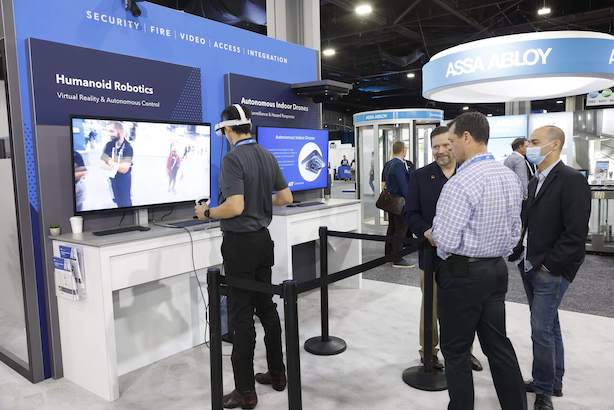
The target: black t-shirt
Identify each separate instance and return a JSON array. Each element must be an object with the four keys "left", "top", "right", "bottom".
[
  {"left": 101, "top": 139, "right": 133, "bottom": 179},
  {"left": 219, "top": 142, "right": 287, "bottom": 232},
  {"left": 73, "top": 151, "right": 85, "bottom": 168}
]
